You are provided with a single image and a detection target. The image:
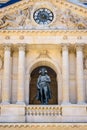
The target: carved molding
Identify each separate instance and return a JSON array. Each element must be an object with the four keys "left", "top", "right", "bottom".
[
  {"left": 0, "top": 0, "right": 87, "bottom": 18},
  {"left": 0, "top": 30, "right": 86, "bottom": 43},
  {"left": 0, "top": 123, "right": 87, "bottom": 128},
  {"left": 0, "top": 30, "right": 87, "bottom": 33},
  {"left": 0, "top": 30, "right": 86, "bottom": 45}
]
